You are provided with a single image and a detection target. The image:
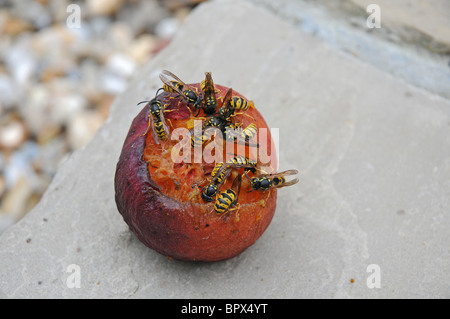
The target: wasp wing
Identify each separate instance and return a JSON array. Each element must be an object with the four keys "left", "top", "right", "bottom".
[
  {"left": 201, "top": 72, "right": 217, "bottom": 114},
  {"left": 202, "top": 72, "right": 216, "bottom": 95},
  {"left": 273, "top": 177, "right": 299, "bottom": 189},
  {"left": 272, "top": 169, "right": 299, "bottom": 177},
  {"left": 148, "top": 107, "right": 170, "bottom": 144},
  {"left": 147, "top": 111, "right": 160, "bottom": 144},
  {"left": 210, "top": 165, "right": 233, "bottom": 188},
  {"left": 161, "top": 69, "right": 200, "bottom": 94},
  {"left": 267, "top": 169, "right": 299, "bottom": 189},
  {"left": 159, "top": 108, "right": 170, "bottom": 140},
  {"left": 220, "top": 87, "right": 233, "bottom": 110},
  {"left": 159, "top": 72, "right": 185, "bottom": 96},
  {"left": 231, "top": 174, "right": 242, "bottom": 205},
  {"left": 232, "top": 123, "right": 259, "bottom": 148},
  {"left": 160, "top": 70, "right": 186, "bottom": 86}
]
